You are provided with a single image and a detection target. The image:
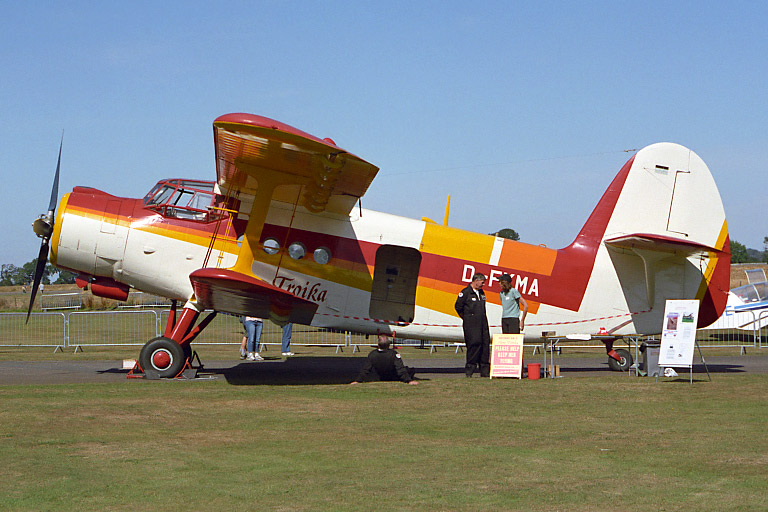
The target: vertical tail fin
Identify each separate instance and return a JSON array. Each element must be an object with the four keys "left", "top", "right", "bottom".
[{"left": 582, "top": 143, "right": 729, "bottom": 329}]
